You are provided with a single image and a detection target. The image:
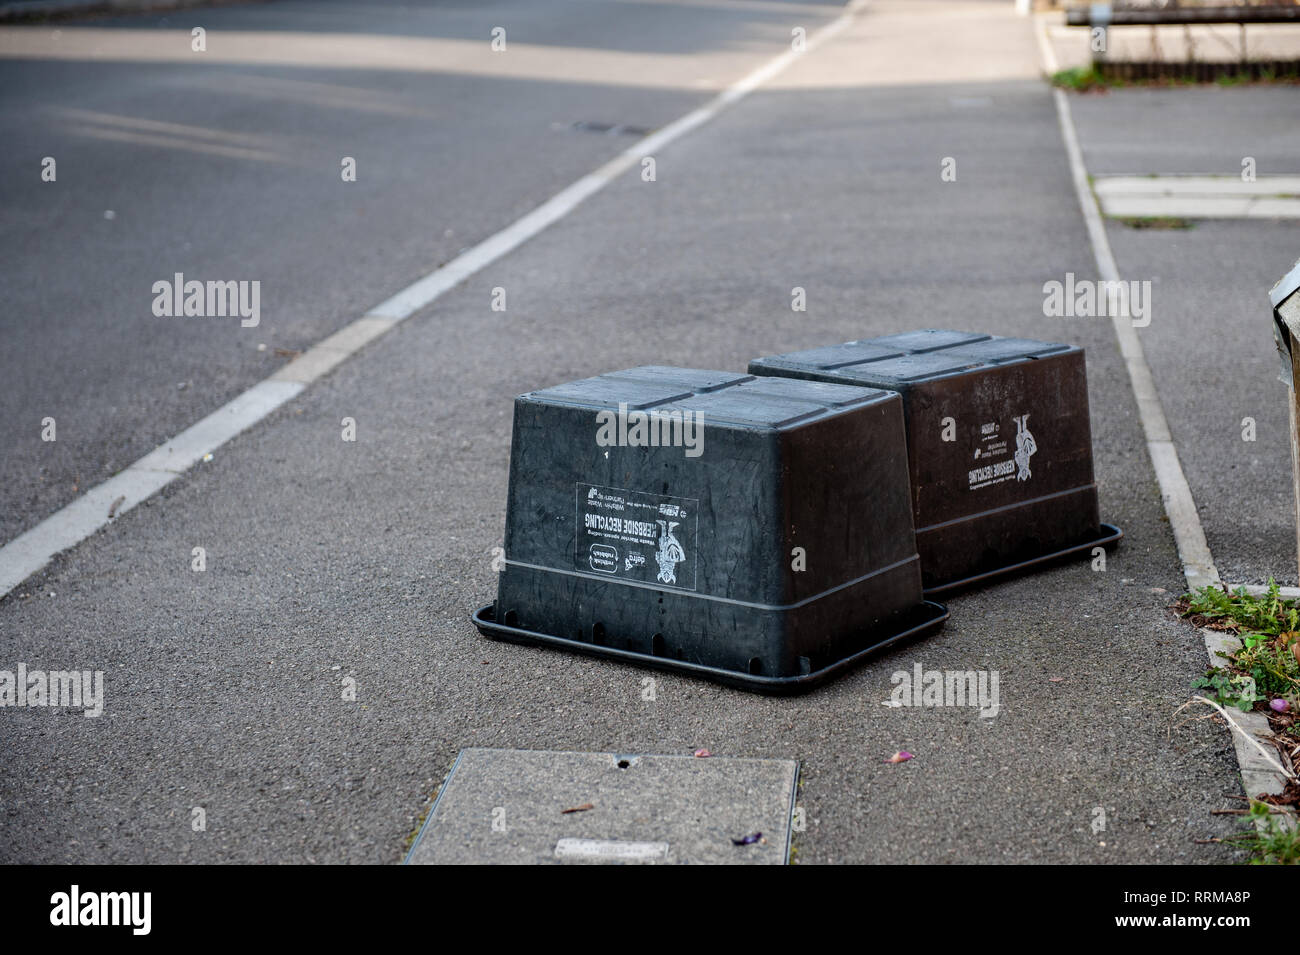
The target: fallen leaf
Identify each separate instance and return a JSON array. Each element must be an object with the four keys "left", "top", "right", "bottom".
[
  {"left": 561, "top": 802, "right": 594, "bottom": 814},
  {"left": 886, "top": 751, "right": 914, "bottom": 764},
  {"left": 107, "top": 495, "right": 125, "bottom": 518}
]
